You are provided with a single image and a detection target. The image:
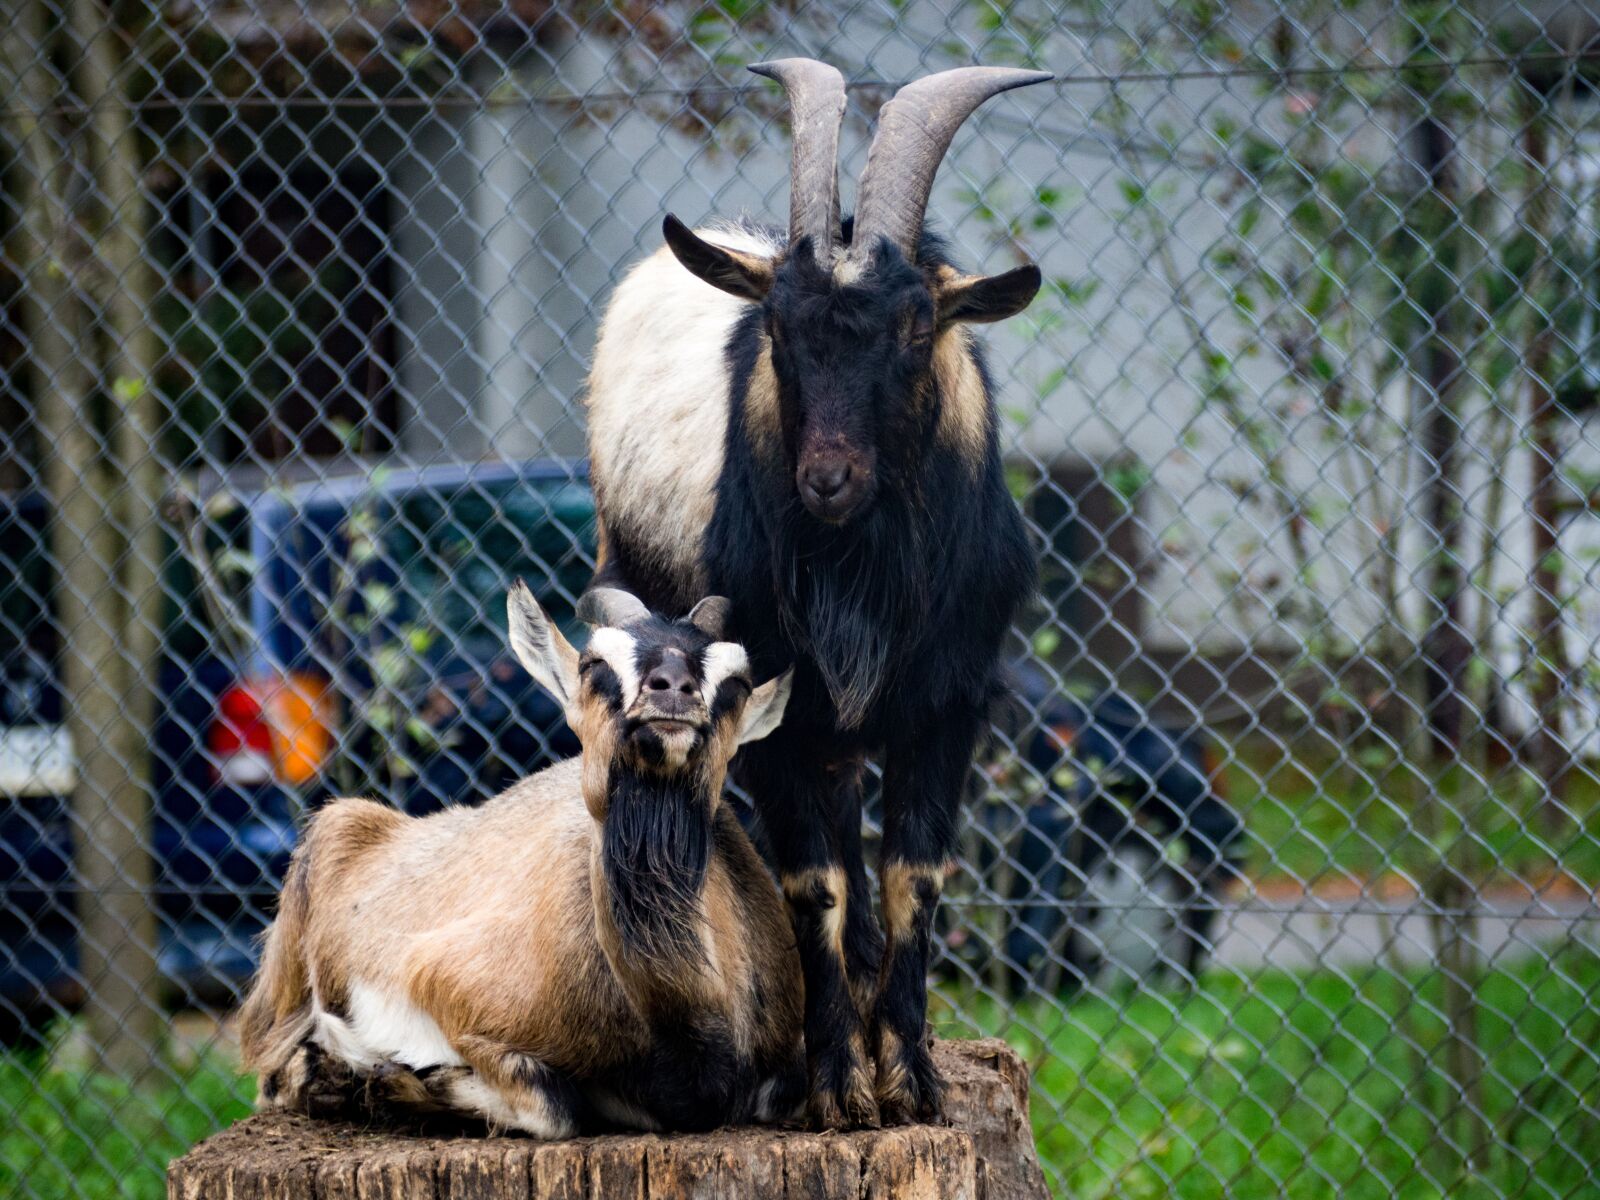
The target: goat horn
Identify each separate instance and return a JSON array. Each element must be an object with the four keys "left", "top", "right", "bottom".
[
  {"left": 850, "top": 66, "right": 1052, "bottom": 264},
  {"left": 749, "top": 58, "right": 847, "bottom": 256},
  {"left": 685, "top": 596, "right": 732, "bottom": 640},
  {"left": 576, "top": 587, "right": 651, "bottom": 629}
]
